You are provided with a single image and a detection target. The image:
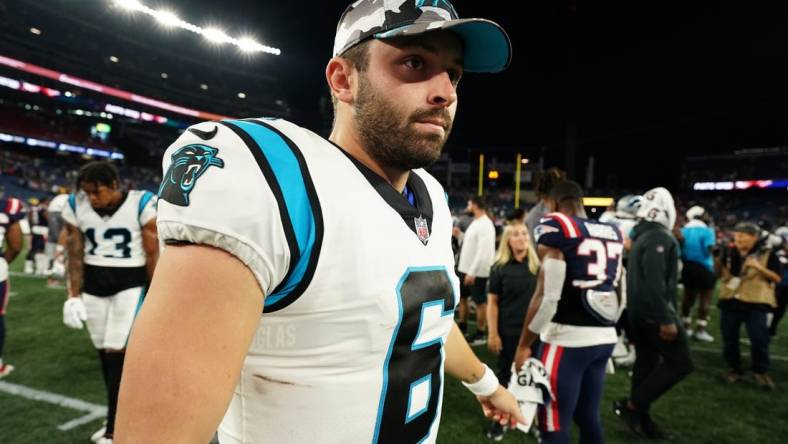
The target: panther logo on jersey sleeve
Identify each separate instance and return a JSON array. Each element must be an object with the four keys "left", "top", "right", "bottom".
[{"left": 159, "top": 144, "right": 224, "bottom": 206}]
